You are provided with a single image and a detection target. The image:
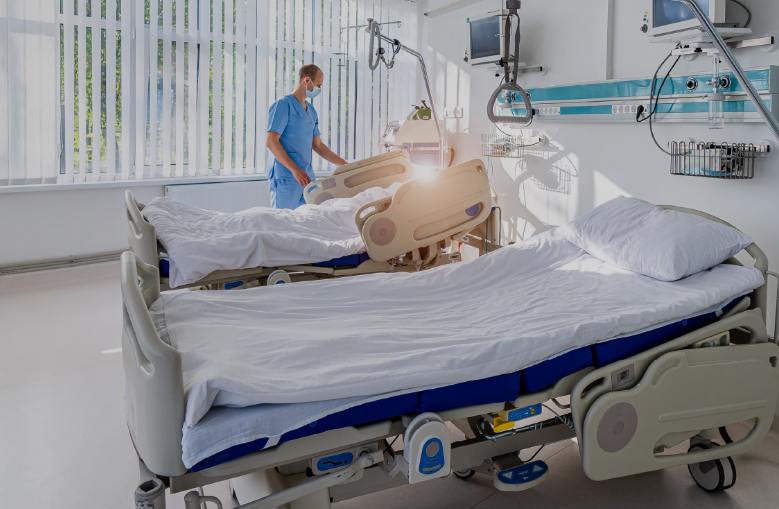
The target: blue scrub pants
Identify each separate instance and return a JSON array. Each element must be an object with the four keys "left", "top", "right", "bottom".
[{"left": 270, "top": 177, "right": 307, "bottom": 209}]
